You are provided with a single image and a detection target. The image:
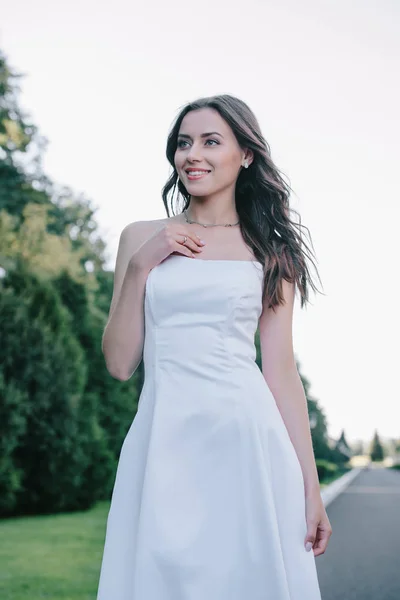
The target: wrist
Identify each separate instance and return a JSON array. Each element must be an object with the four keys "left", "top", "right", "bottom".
[{"left": 304, "top": 483, "right": 321, "bottom": 499}]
